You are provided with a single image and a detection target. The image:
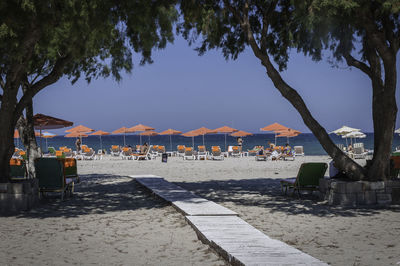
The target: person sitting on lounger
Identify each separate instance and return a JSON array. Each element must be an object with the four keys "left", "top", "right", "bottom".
[{"left": 141, "top": 142, "right": 149, "bottom": 154}]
